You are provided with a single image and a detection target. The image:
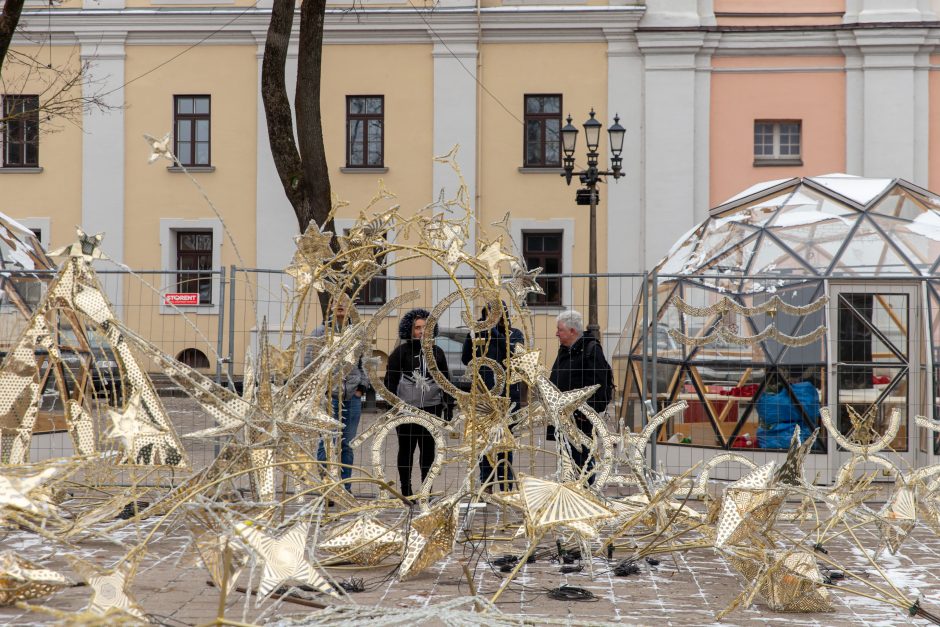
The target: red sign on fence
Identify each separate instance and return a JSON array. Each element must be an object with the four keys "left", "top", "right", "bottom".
[{"left": 164, "top": 293, "right": 200, "bottom": 306}]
